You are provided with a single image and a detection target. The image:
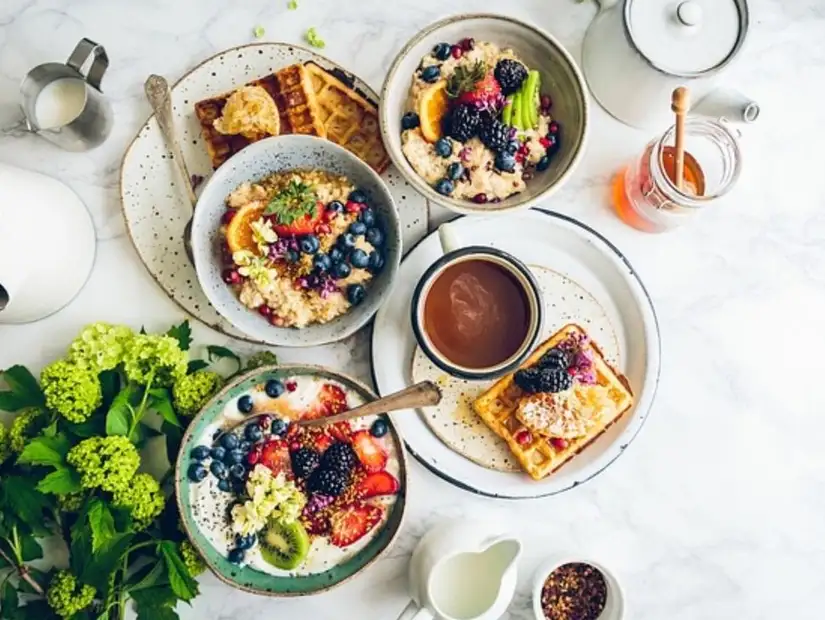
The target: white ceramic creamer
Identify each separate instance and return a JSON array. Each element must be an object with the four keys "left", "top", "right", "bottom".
[{"left": 0, "top": 163, "right": 96, "bottom": 323}]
